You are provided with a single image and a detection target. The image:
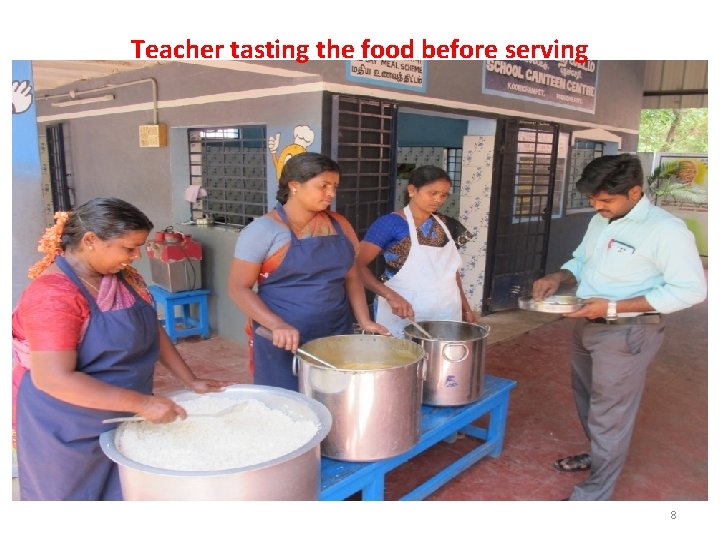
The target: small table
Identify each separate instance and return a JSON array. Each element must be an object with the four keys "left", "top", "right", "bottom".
[
  {"left": 320, "top": 374, "right": 517, "bottom": 501},
  {"left": 148, "top": 285, "right": 211, "bottom": 343}
]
